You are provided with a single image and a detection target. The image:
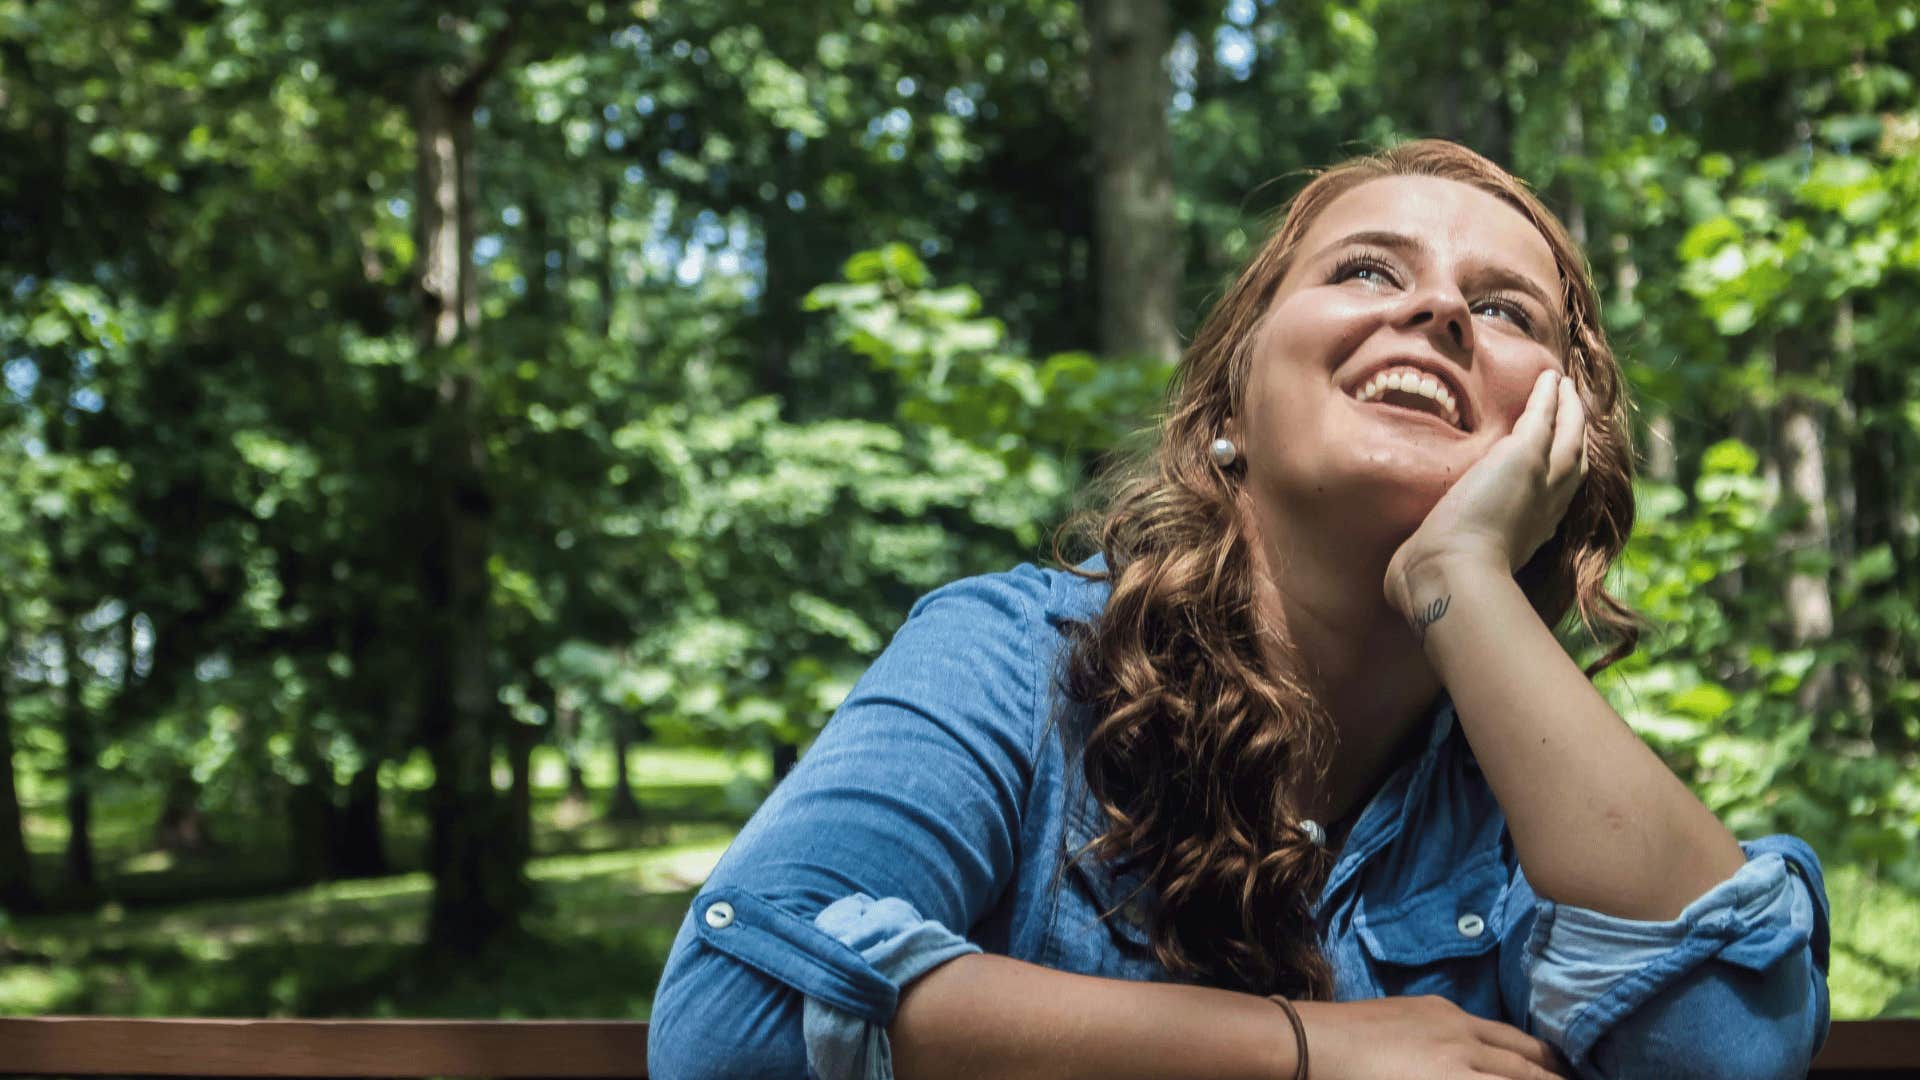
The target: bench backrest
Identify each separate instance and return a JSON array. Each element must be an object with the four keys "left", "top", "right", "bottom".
[{"left": 0, "top": 1016, "right": 1914, "bottom": 1076}]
